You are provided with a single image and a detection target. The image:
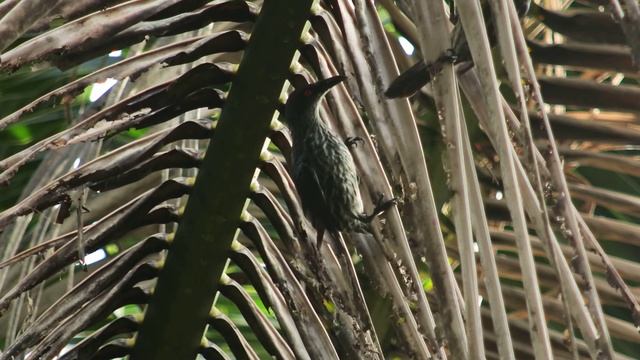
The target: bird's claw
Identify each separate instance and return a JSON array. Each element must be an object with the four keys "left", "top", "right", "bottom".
[
  {"left": 423, "top": 50, "right": 459, "bottom": 78},
  {"left": 439, "top": 49, "right": 459, "bottom": 64},
  {"left": 345, "top": 136, "right": 364, "bottom": 149},
  {"left": 373, "top": 193, "right": 398, "bottom": 215},
  {"left": 363, "top": 193, "right": 398, "bottom": 222}
]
